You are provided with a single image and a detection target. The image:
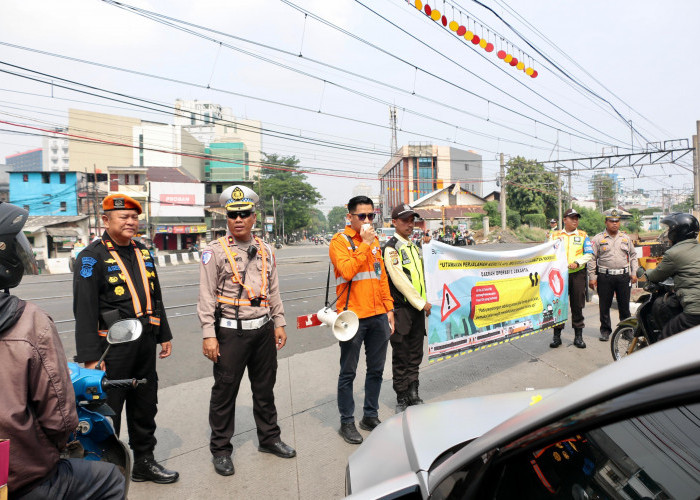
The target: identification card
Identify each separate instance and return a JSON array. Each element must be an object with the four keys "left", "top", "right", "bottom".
[{"left": 374, "top": 261, "right": 381, "bottom": 277}]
